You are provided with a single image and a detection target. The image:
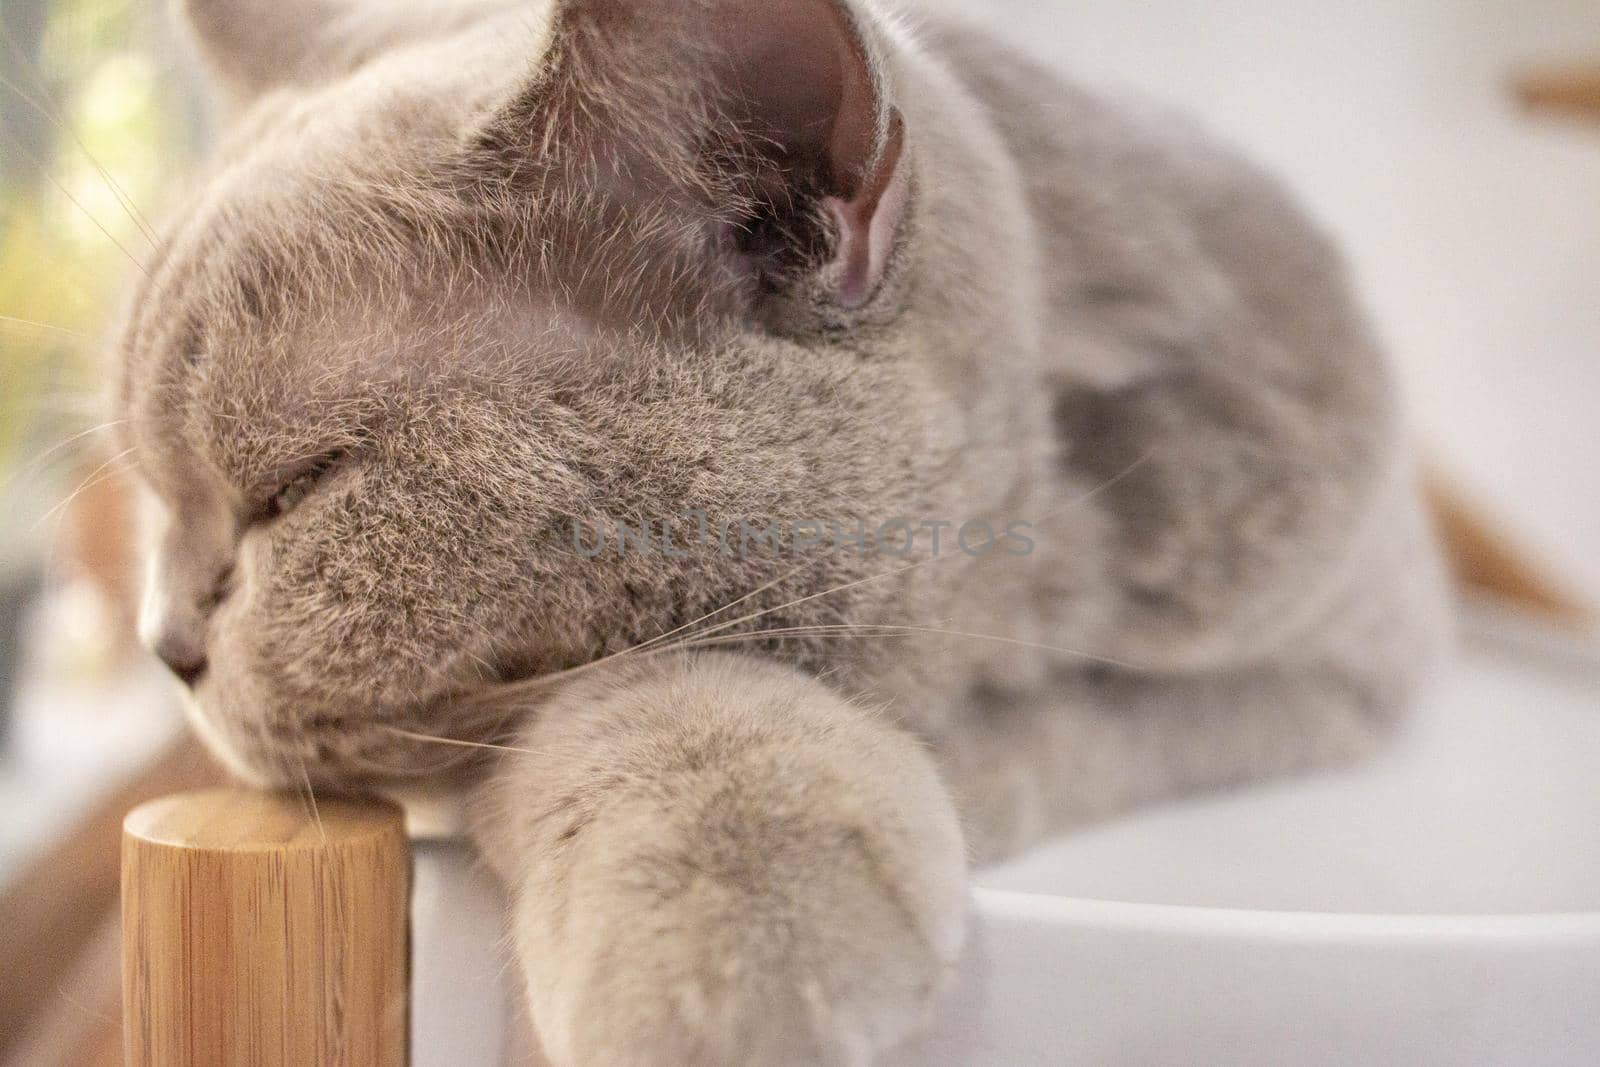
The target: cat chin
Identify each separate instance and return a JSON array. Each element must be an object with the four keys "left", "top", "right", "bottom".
[
  {"left": 177, "top": 677, "right": 475, "bottom": 791},
  {"left": 177, "top": 688, "right": 281, "bottom": 789}
]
